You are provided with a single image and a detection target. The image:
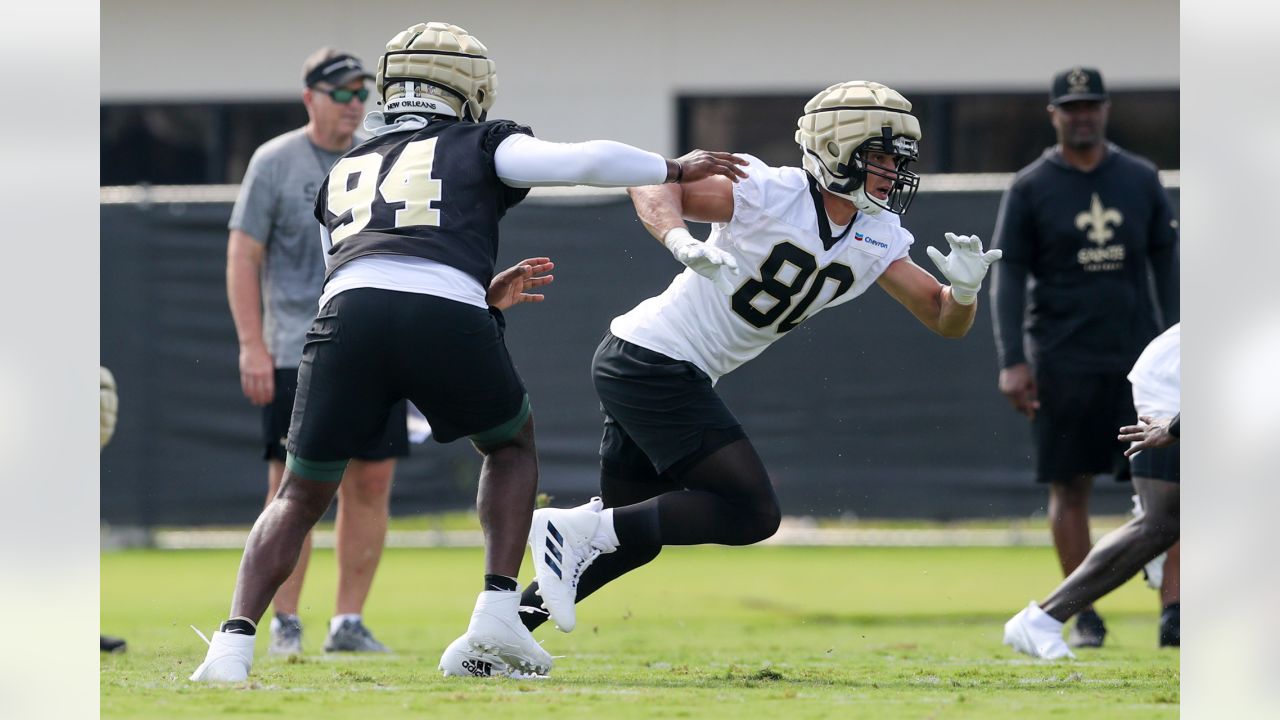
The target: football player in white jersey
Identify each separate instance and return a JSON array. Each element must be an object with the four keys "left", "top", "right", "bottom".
[{"left": 516, "top": 82, "right": 1003, "bottom": 647}]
